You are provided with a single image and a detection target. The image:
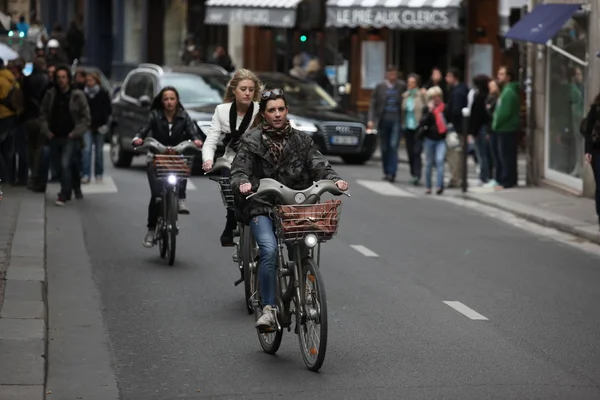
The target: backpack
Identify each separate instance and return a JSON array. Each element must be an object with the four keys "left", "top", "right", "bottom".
[{"left": 1, "top": 80, "right": 24, "bottom": 114}]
